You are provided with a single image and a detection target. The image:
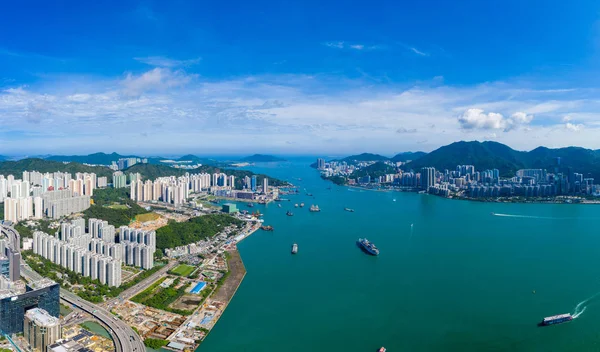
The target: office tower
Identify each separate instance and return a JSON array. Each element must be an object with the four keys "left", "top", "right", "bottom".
[
  {"left": 24, "top": 307, "right": 62, "bottom": 352},
  {"left": 263, "top": 178, "right": 269, "bottom": 194},
  {"left": 251, "top": 176, "right": 257, "bottom": 192},
  {"left": 317, "top": 158, "right": 325, "bottom": 170},
  {"left": 0, "top": 282, "right": 60, "bottom": 335}
]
